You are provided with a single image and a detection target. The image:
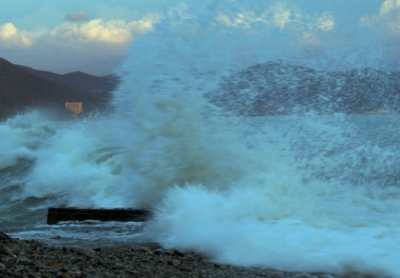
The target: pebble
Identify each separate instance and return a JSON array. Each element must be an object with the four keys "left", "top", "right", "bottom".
[{"left": 0, "top": 231, "right": 359, "bottom": 278}]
